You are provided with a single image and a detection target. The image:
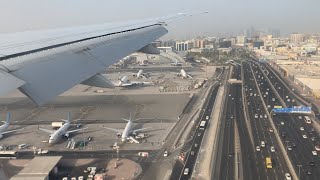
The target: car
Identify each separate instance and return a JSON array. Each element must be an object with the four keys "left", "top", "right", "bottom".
[
  {"left": 206, "top": 116, "right": 209, "bottom": 120},
  {"left": 268, "top": 128, "right": 274, "bottom": 132},
  {"left": 163, "top": 151, "right": 168, "bottom": 157},
  {"left": 281, "top": 121, "right": 284, "bottom": 125},
  {"left": 229, "top": 94, "right": 231, "bottom": 97},
  {"left": 264, "top": 114, "right": 267, "bottom": 118},
  {"left": 305, "top": 169, "right": 312, "bottom": 175},
  {"left": 261, "top": 141, "right": 265, "bottom": 147},
  {"left": 254, "top": 114, "right": 258, "bottom": 118},
  {"left": 302, "top": 135, "right": 307, "bottom": 139},
  {"left": 270, "top": 146, "right": 275, "bottom": 152},
  {"left": 198, "top": 133, "right": 201, "bottom": 137},
  {"left": 194, "top": 144, "right": 198, "bottom": 147},
  {"left": 311, "top": 137, "right": 316, "bottom": 142},
  {"left": 285, "top": 173, "right": 291, "bottom": 180},
  {"left": 256, "top": 146, "right": 261, "bottom": 152},
  {"left": 190, "top": 151, "right": 194, "bottom": 155},
  {"left": 292, "top": 142, "right": 296, "bottom": 147},
  {"left": 298, "top": 116, "right": 302, "bottom": 119},
  {"left": 309, "top": 161, "right": 315, "bottom": 166},
  {"left": 272, "top": 98, "right": 275, "bottom": 101},
  {"left": 287, "top": 146, "right": 292, "bottom": 151},
  {"left": 315, "top": 145, "right": 320, "bottom": 151},
  {"left": 260, "top": 115, "right": 263, "bottom": 118},
  {"left": 183, "top": 168, "right": 189, "bottom": 175},
  {"left": 312, "top": 151, "right": 317, "bottom": 156},
  {"left": 300, "top": 127, "right": 304, "bottom": 131},
  {"left": 88, "top": 136, "right": 93, "bottom": 141}
]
